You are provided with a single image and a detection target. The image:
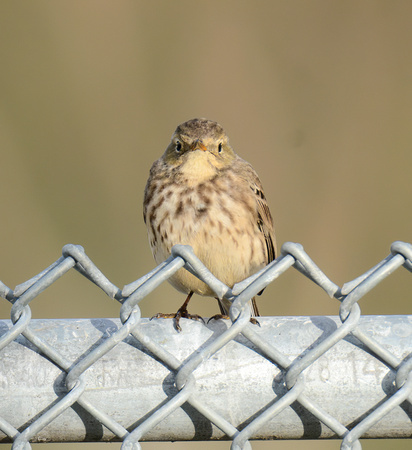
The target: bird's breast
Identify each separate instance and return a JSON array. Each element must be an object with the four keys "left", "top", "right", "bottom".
[{"left": 145, "top": 173, "right": 267, "bottom": 293}]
